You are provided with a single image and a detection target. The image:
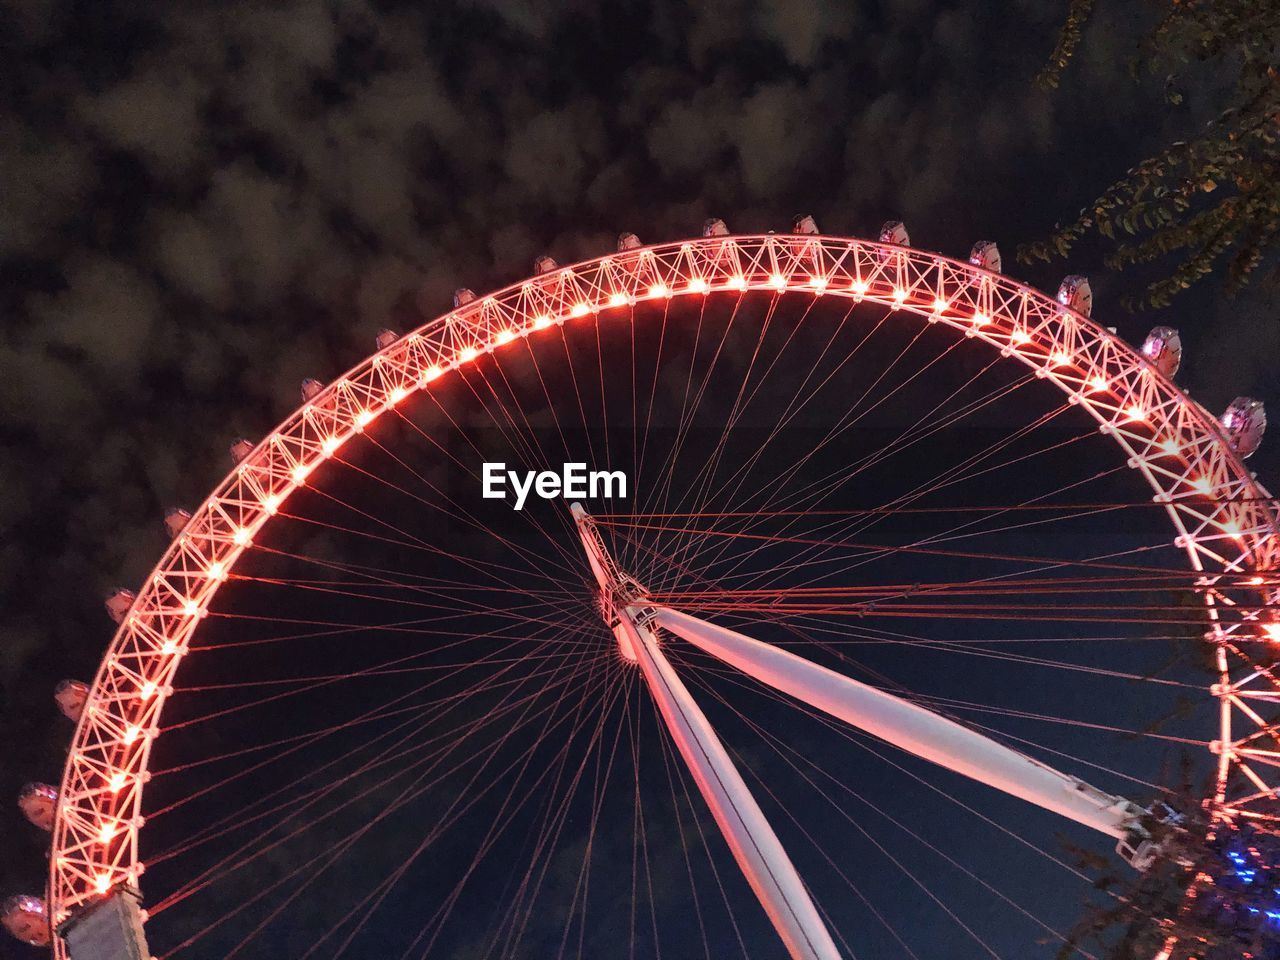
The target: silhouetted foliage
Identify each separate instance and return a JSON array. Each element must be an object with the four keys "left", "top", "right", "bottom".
[
  {"left": 1022, "top": 1, "right": 1280, "bottom": 308},
  {"left": 1059, "top": 788, "right": 1280, "bottom": 960}
]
